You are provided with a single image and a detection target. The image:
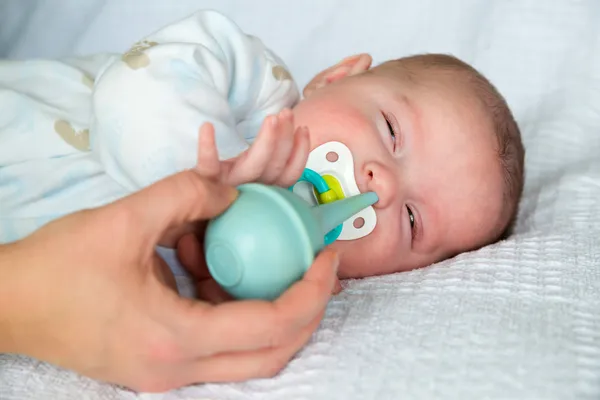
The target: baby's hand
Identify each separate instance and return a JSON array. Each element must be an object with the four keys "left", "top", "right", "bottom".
[{"left": 196, "top": 109, "right": 310, "bottom": 188}]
